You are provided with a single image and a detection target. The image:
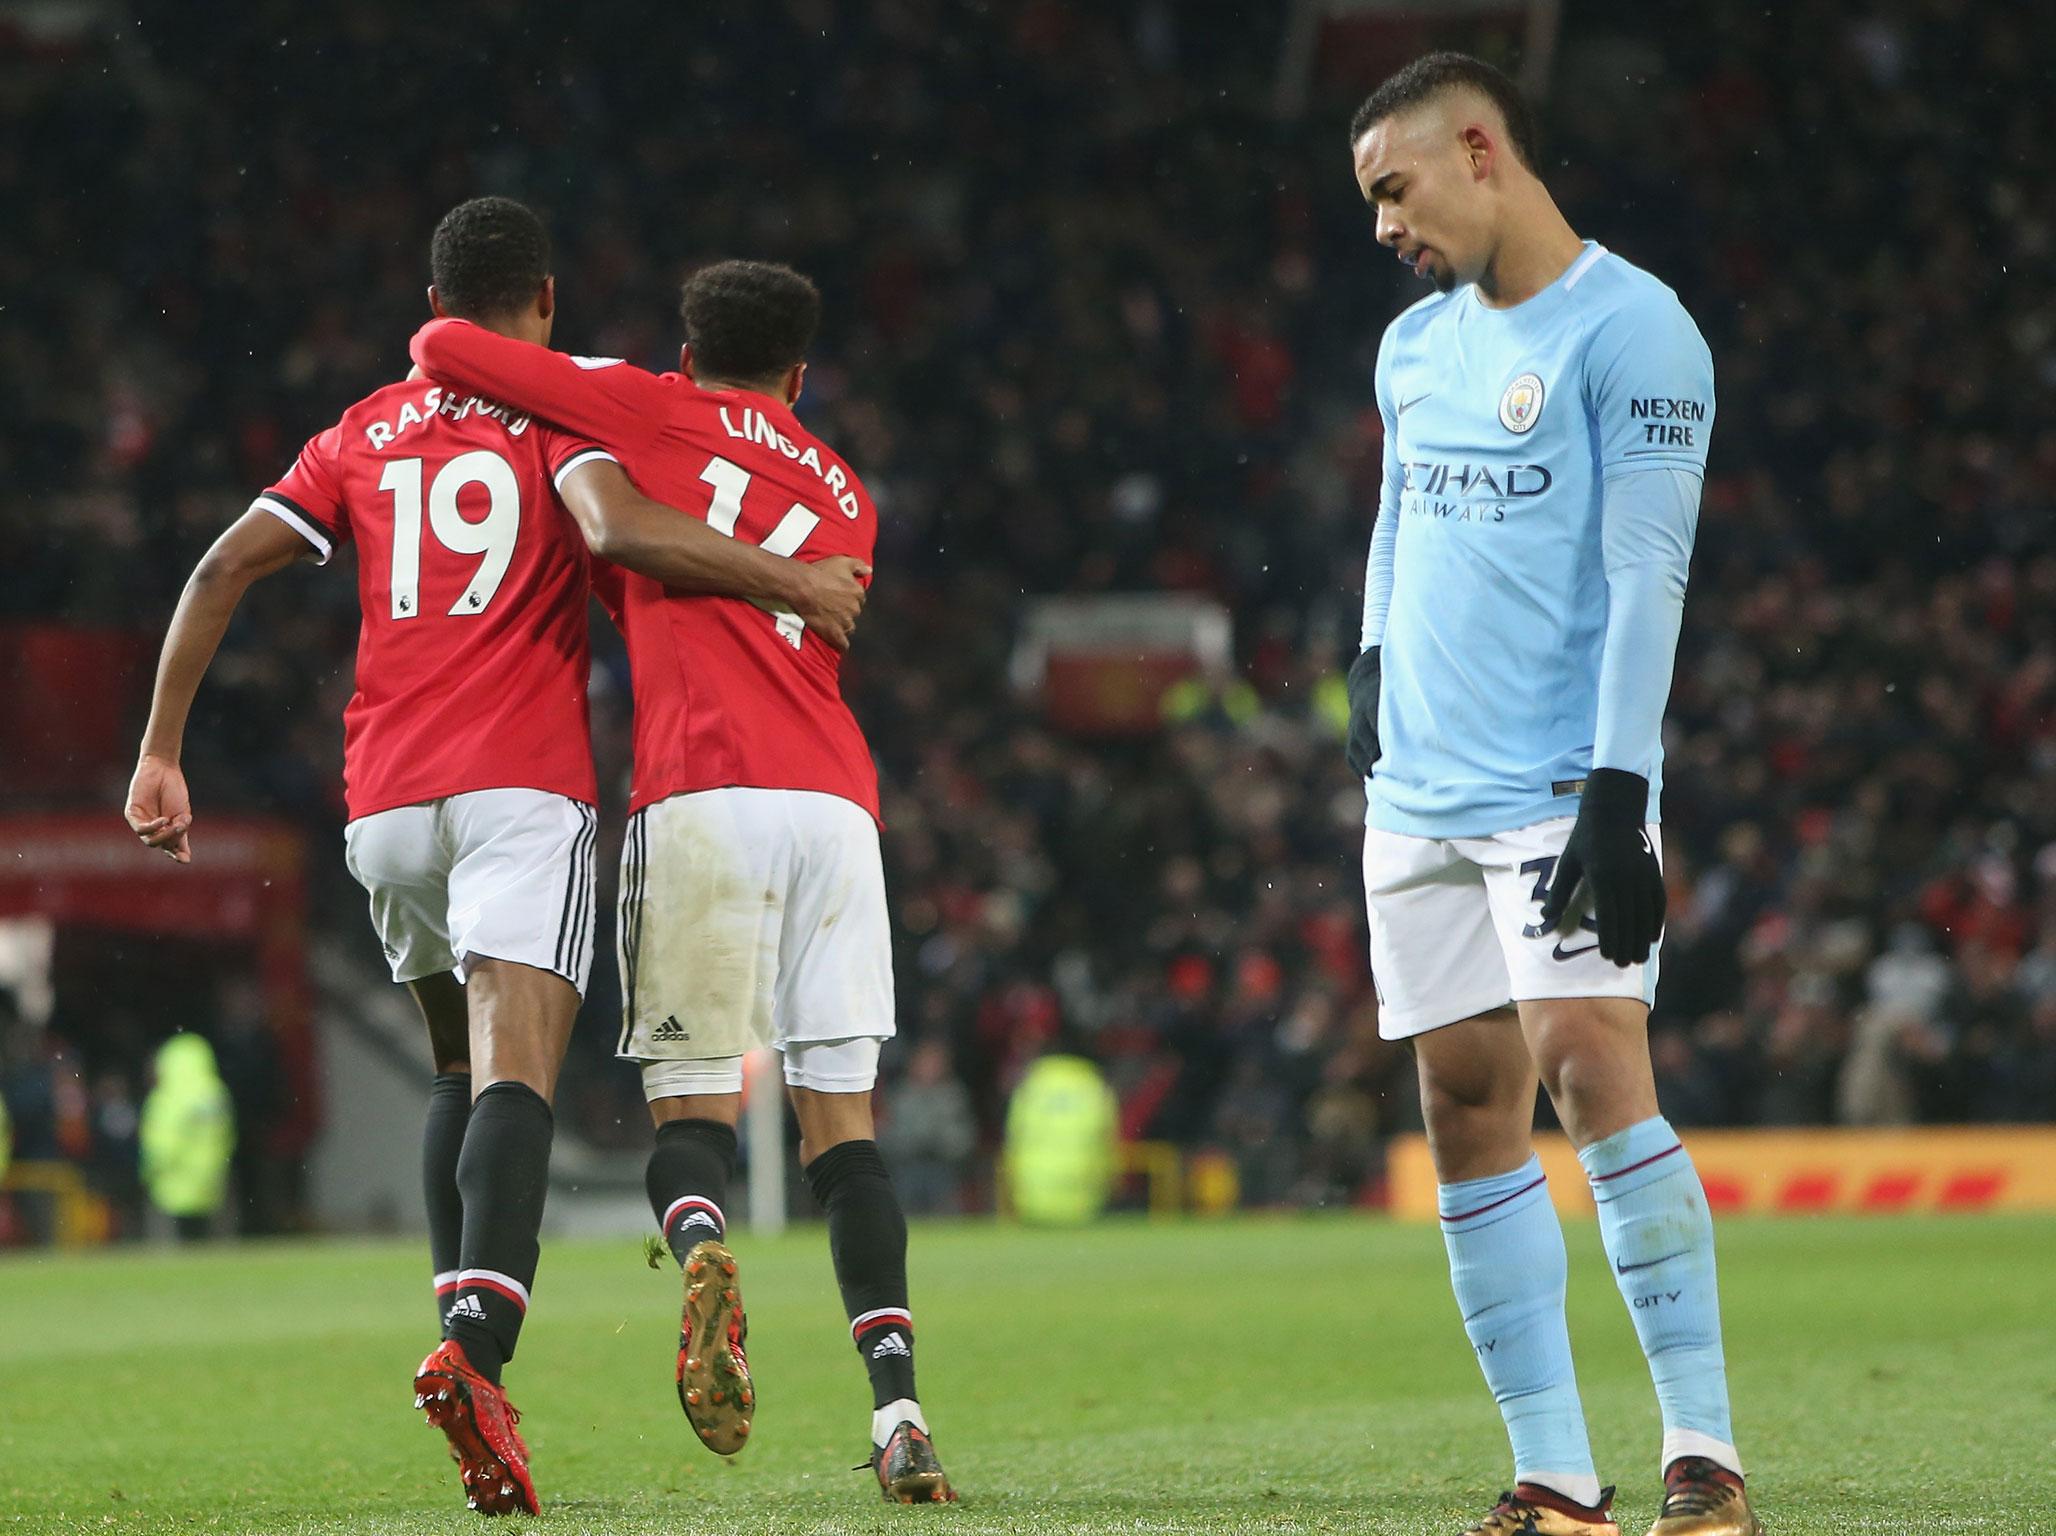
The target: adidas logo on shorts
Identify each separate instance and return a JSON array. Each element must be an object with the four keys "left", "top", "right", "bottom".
[{"left": 651, "top": 1015, "right": 690, "bottom": 1042}]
